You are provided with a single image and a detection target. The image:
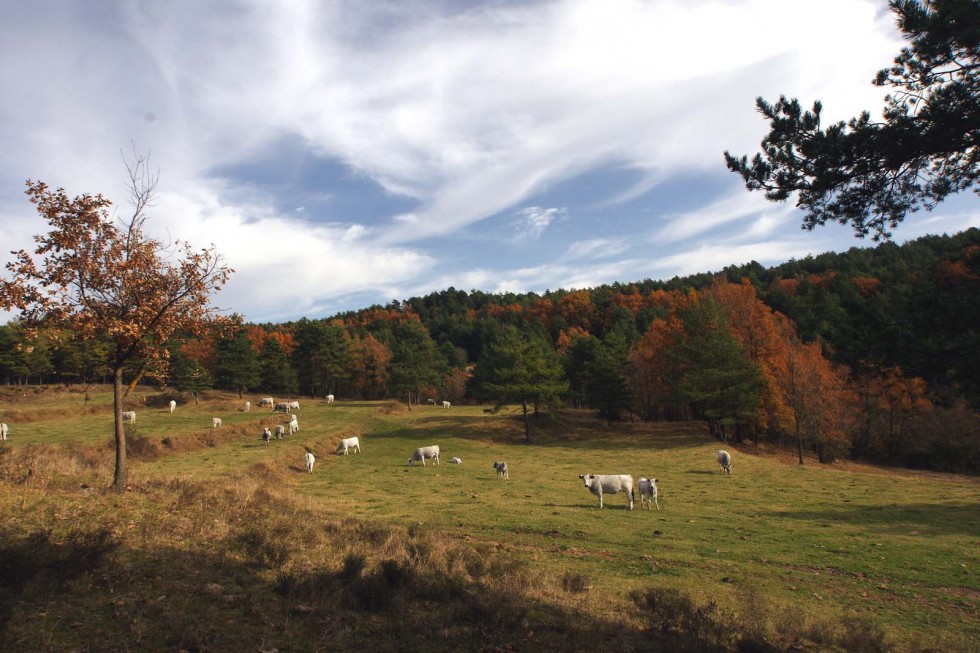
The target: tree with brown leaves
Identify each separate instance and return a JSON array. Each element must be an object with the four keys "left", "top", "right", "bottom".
[{"left": 0, "top": 157, "right": 234, "bottom": 490}]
